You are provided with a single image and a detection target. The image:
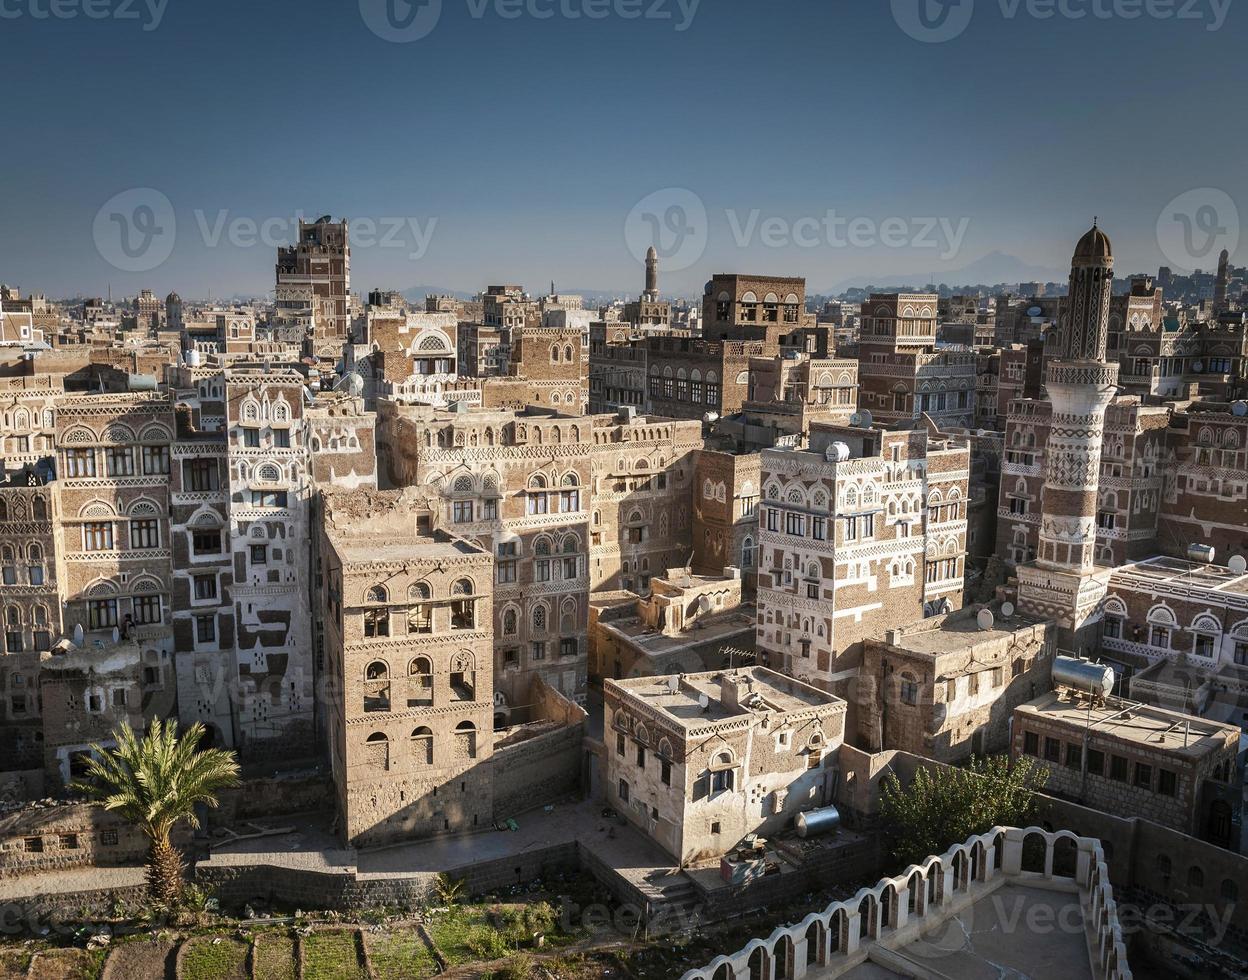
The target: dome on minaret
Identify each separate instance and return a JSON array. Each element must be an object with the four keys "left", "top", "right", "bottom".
[
  {"left": 646, "top": 246, "right": 658, "bottom": 261},
  {"left": 1074, "top": 222, "right": 1112, "bottom": 261}
]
